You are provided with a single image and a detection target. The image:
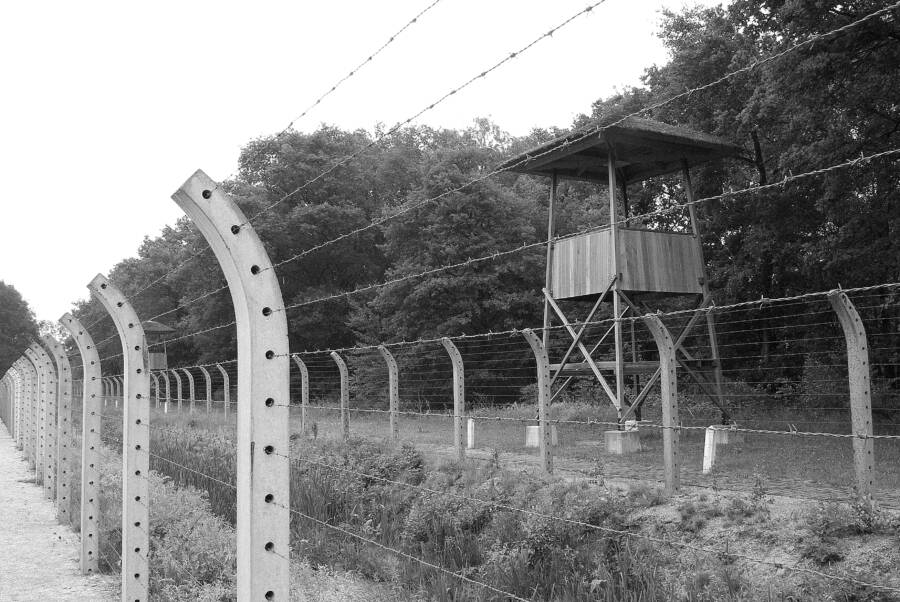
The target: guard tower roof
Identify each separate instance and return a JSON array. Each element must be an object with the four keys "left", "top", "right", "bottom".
[{"left": 501, "top": 116, "right": 745, "bottom": 185}]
